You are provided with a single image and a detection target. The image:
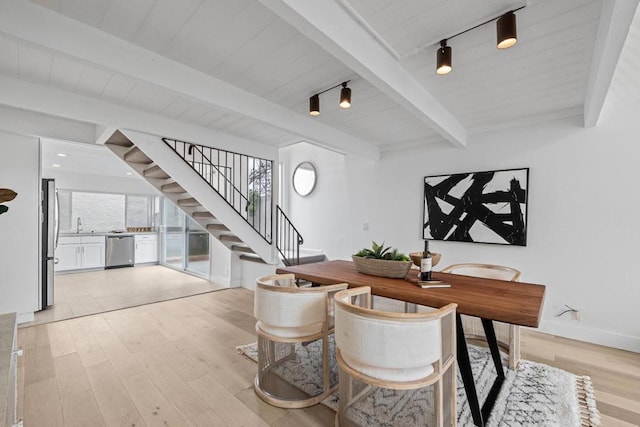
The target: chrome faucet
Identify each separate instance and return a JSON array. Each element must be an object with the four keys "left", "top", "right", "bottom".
[{"left": 76, "top": 217, "right": 82, "bottom": 233}]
